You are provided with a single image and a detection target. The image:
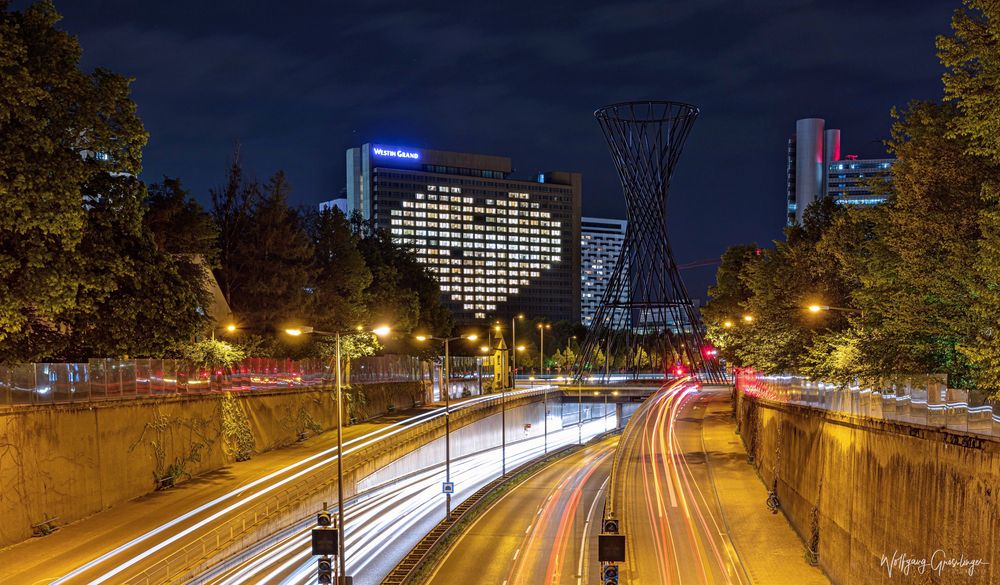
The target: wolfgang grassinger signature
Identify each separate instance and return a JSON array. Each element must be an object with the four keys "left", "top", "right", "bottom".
[{"left": 879, "top": 549, "right": 989, "bottom": 578}]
